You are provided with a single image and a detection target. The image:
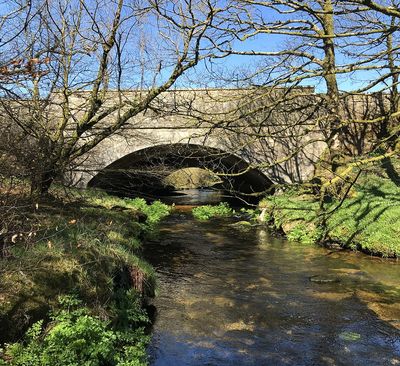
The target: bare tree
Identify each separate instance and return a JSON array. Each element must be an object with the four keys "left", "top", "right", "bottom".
[
  {"left": 2, "top": 0, "right": 399, "bottom": 200},
  {"left": 189, "top": 0, "right": 400, "bottom": 190},
  {"left": 0, "top": 0, "right": 229, "bottom": 196}
]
